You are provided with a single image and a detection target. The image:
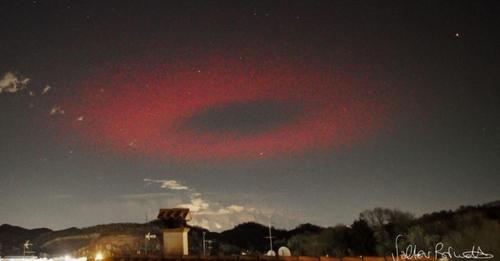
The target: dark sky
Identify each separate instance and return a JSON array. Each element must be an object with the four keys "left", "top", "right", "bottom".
[{"left": 0, "top": 0, "right": 499, "bottom": 231}]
